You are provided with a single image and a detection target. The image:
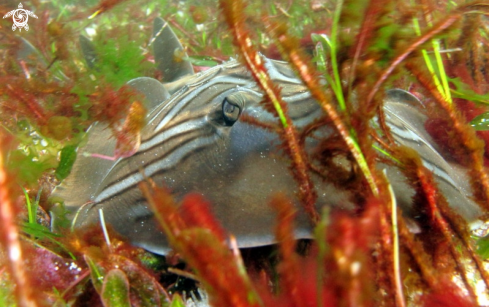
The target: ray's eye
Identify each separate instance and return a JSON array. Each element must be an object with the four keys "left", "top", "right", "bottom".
[{"left": 222, "top": 97, "right": 241, "bottom": 126}]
